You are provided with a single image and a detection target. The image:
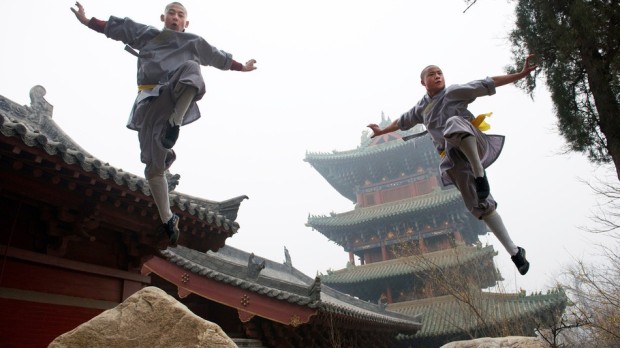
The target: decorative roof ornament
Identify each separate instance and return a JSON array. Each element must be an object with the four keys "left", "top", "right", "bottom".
[
  {"left": 28, "top": 85, "right": 54, "bottom": 123},
  {"left": 283, "top": 246, "right": 293, "bottom": 268},
  {"left": 308, "top": 277, "right": 321, "bottom": 302},
  {"left": 247, "top": 253, "right": 265, "bottom": 280}
]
